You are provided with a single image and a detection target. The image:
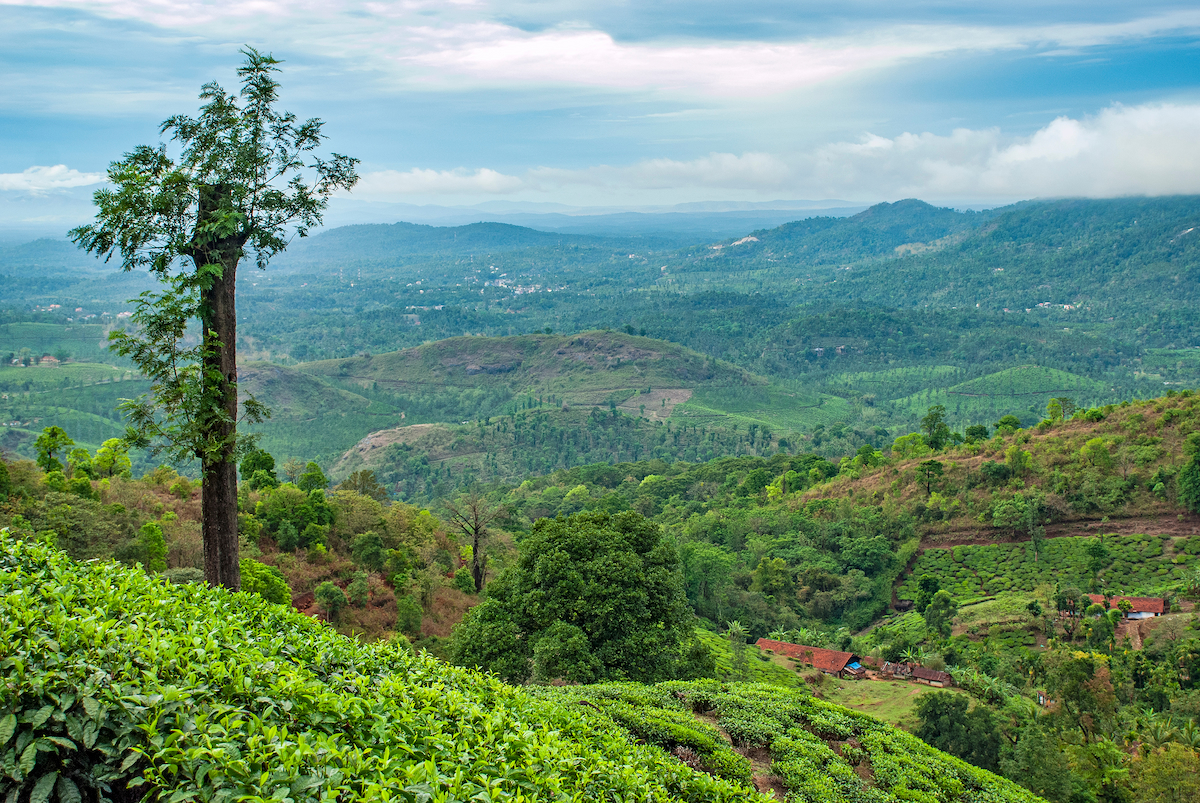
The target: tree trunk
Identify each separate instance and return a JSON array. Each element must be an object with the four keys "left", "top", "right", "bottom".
[
  {"left": 472, "top": 527, "right": 487, "bottom": 593},
  {"left": 196, "top": 184, "right": 242, "bottom": 591}
]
